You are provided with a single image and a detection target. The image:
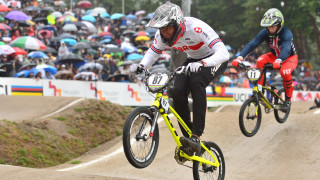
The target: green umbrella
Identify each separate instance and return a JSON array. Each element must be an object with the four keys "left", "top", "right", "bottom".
[
  {"left": 0, "top": 41, "right": 5, "bottom": 46},
  {"left": 0, "top": 16, "right": 4, "bottom": 22}
]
